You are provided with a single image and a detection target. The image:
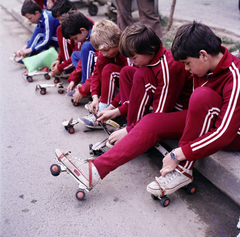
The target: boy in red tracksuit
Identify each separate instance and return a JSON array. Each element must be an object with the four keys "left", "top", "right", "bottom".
[
  {"left": 54, "top": 22, "right": 240, "bottom": 199},
  {"left": 51, "top": 0, "right": 80, "bottom": 77},
  {"left": 97, "top": 24, "right": 191, "bottom": 143},
  {"left": 78, "top": 19, "right": 130, "bottom": 128}
]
